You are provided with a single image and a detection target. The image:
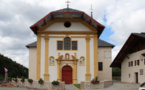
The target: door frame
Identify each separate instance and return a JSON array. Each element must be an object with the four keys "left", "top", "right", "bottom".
[
  {"left": 135, "top": 72, "right": 138, "bottom": 83},
  {"left": 62, "top": 65, "right": 73, "bottom": 84}
]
